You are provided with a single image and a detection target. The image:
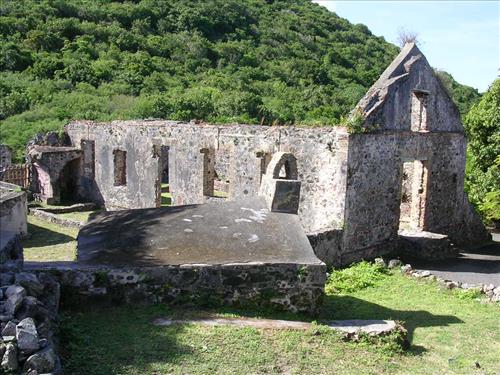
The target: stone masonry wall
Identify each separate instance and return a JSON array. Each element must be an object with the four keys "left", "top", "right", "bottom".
[
  {"left": 0, "top": 182, "right": 28, "bottom": 238},
  {"left": 65, "top": 121, "right": 349, "bottom": 235},
  {"left": 341, "top": 131, "right": 488, "bottom": 266},
  {"left": 0, "top": 145, "right": 12, "bottom": 170},
  {"left": 30, "top": 262, "right": 326, "bottom": 315},
  {"left": 1, "top": 212, "right": 61, "bottom": 374}
]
